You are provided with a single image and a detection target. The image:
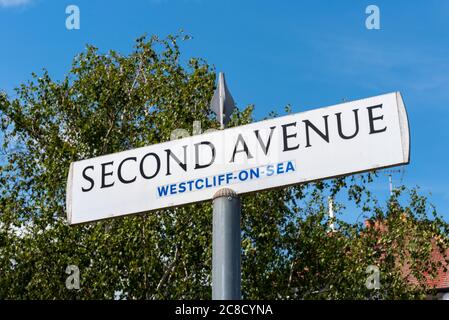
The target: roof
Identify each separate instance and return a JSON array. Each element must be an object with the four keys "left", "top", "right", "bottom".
[{"left": 364, "top": 218, "right": 449, "bottom": 290}]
